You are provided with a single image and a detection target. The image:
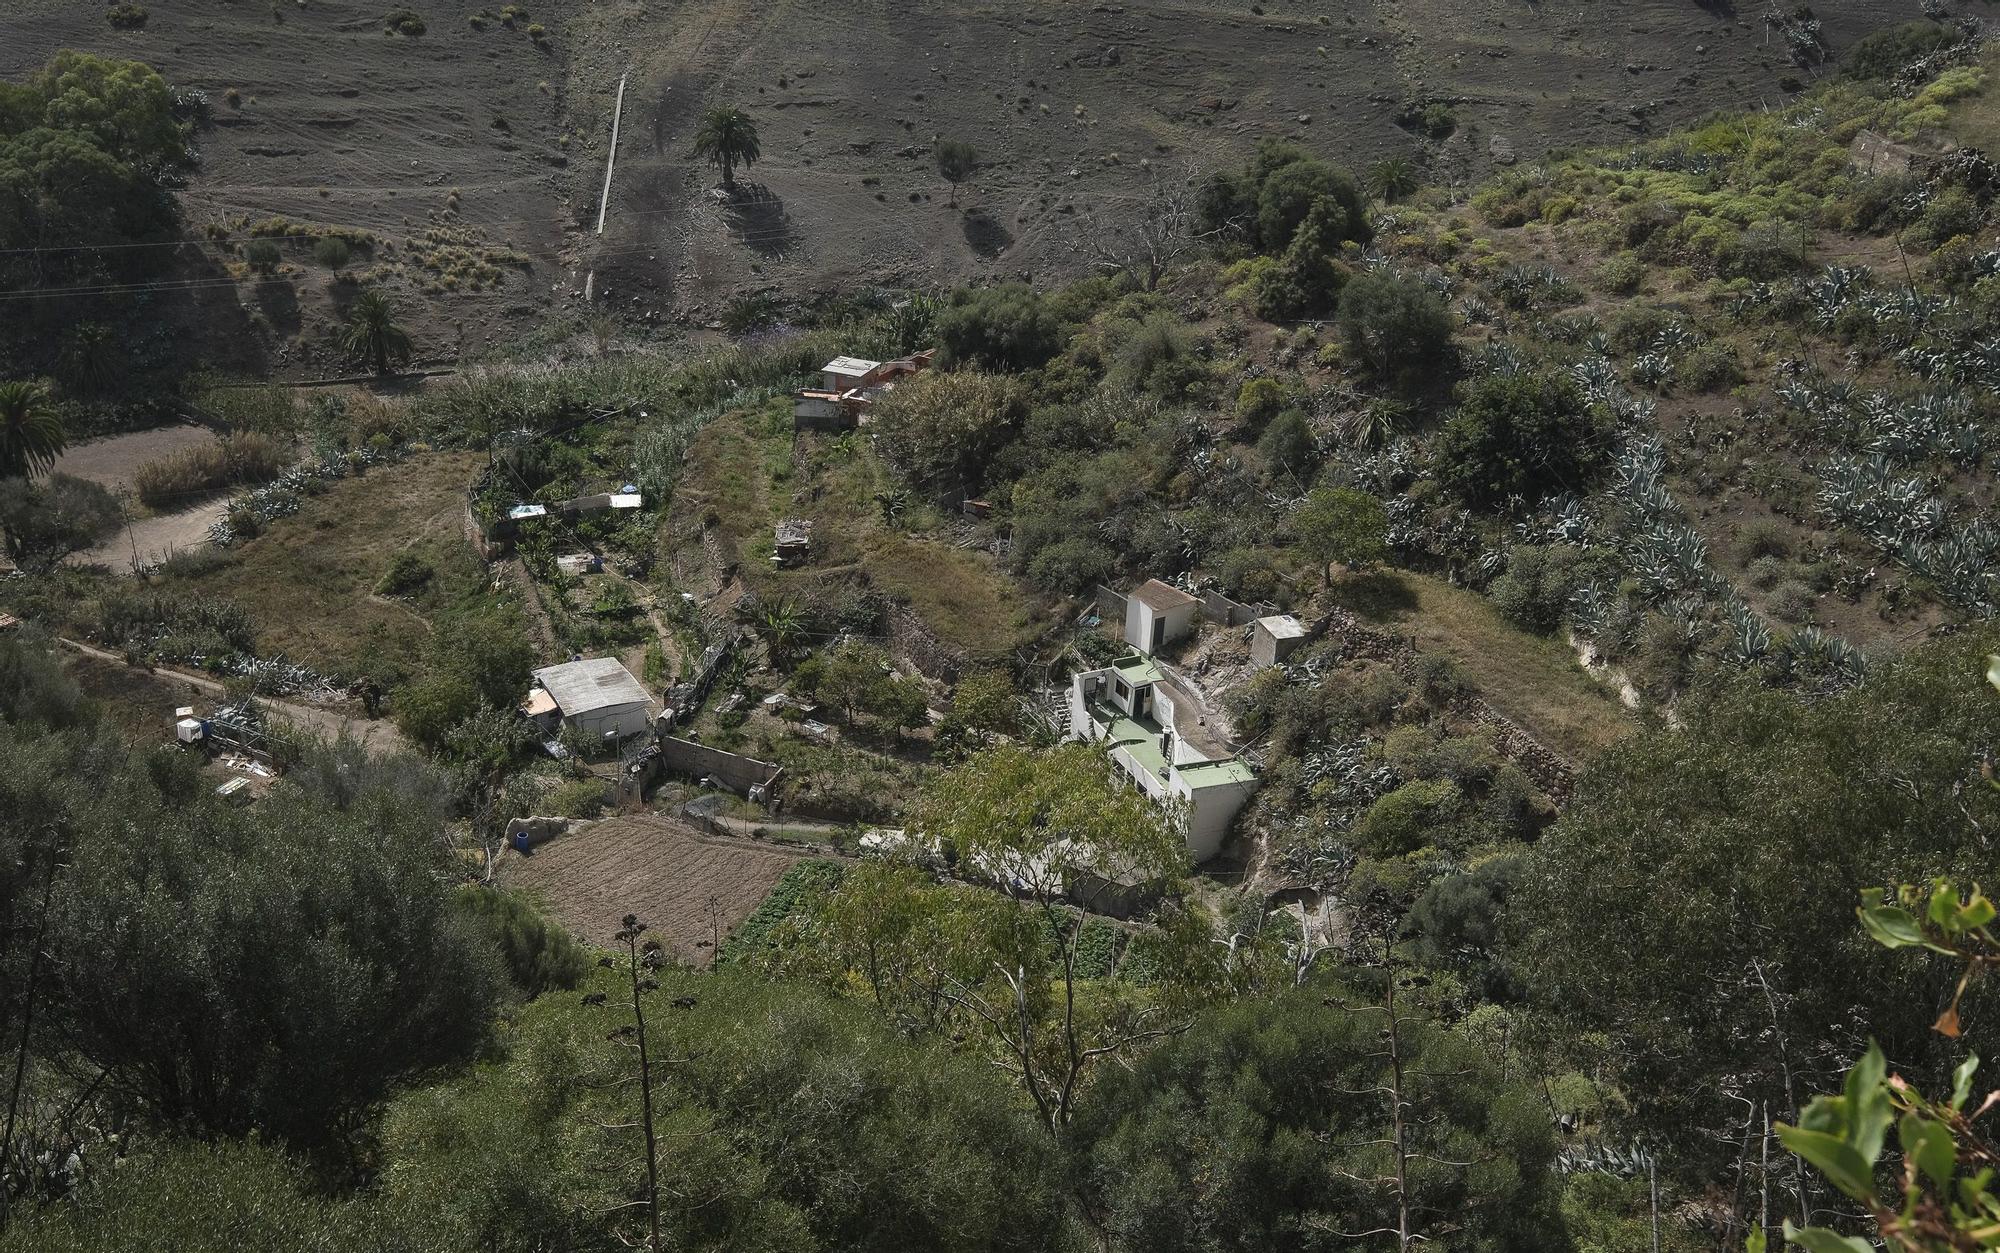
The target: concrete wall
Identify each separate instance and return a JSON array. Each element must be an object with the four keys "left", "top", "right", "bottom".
[
  {"left": 1173, "top": 777, "right": 1256, "bottom": 863},
  {"left": 1200, "top": 589, "right": 1268, "bottom": 627},
  {"left": 656, "top": 735, "right": 783, "bottom": 793}
]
